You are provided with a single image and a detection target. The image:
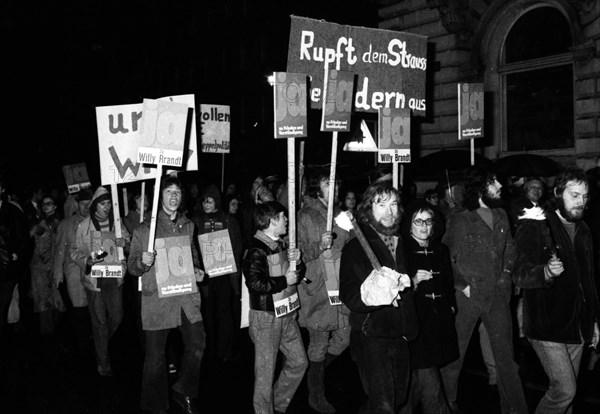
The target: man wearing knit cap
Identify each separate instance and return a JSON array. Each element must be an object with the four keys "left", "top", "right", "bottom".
[
  {"left": 192, "top": 183, "right": 243, "bottom": 363},
  {"left": 71, "top": 186, "right": 130, "bottom": 376},
  {"left": 54, "top": 188, "right": 93, "bottom": 359}
]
